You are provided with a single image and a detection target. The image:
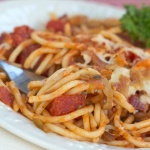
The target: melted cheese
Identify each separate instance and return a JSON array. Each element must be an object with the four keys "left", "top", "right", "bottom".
[
  {"left": 128, "top": 86, "right": 136, "bottom": 97},
  {"left": 81, "top": 53, "right": 91, "bottom": 65},
  {"left": 128, "top": 81, "right": 150, "bottom": 99},
  {"left": 125, "top": 47, "right": 150, "bottom": 60},
  {"left": 92, "top": 34, "right": 112, "bottom": 46},
  {"left": 110, "top": 67, "right": 130, "bottom": 83},
  {"left": 110, "top": 67, "right": 150, "bottom": 104},
  {"left": 143, "top": 81, "right": 150, "bottom": 94},
  {"left": 139, "top": 81, "right": 150, "bottom": 104},
  {"left": 140, "top": 95, "right": 150, "bottom": 104},
  {"left": 92, "top": 34, "right": 114, "bottom": 50}
]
